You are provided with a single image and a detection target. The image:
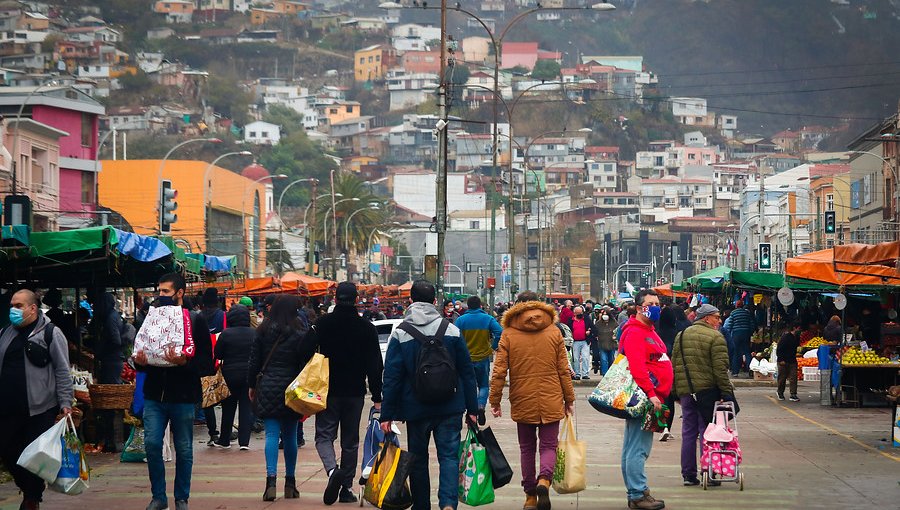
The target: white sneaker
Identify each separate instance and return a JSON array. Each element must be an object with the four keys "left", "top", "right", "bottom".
[{"left": 659, "top": 428, "right": 671, "bottom": 442}]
